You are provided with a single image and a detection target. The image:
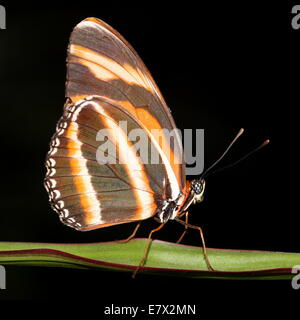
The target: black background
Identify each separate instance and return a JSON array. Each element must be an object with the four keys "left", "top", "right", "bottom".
[{"left": 0, "top": 0, "right": 297, "bottom": 313}]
